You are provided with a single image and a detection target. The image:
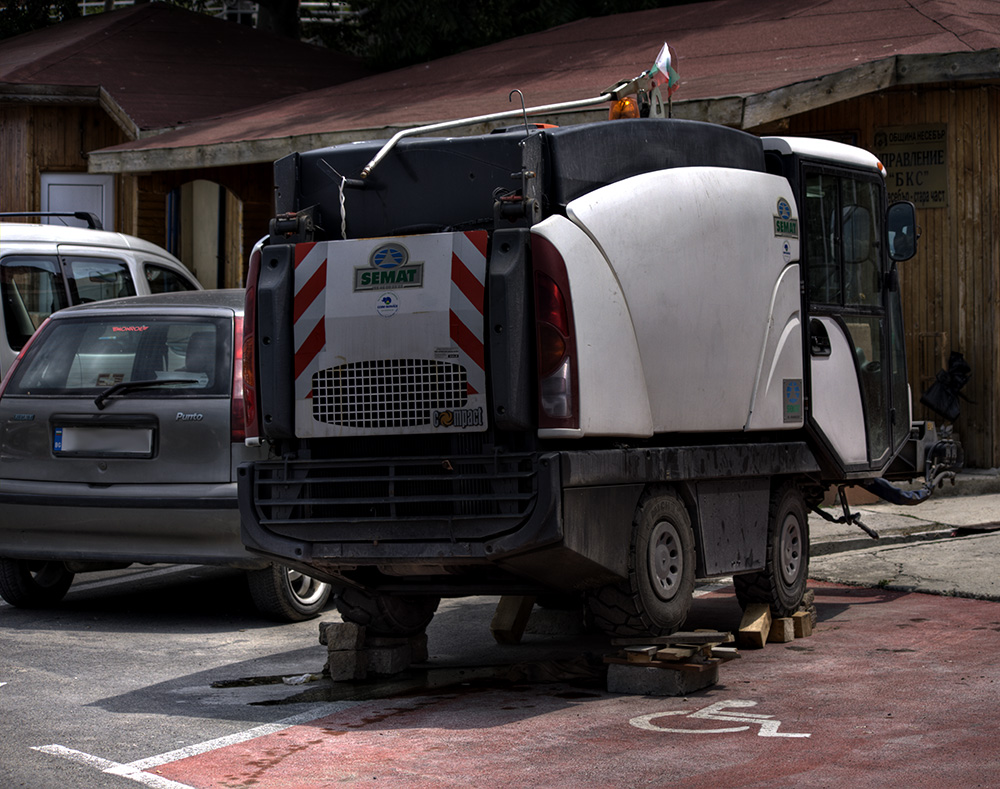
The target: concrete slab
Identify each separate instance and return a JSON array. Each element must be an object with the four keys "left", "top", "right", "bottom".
[
  {"left": 810, "top": 530, "right": 1000, "bottom": 600},
  {"left": 606, "top": 661, "right": 718, "bottom": 695},
  {"left": 809, "top": 489, "right": 1000, "bottom": 555}
]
